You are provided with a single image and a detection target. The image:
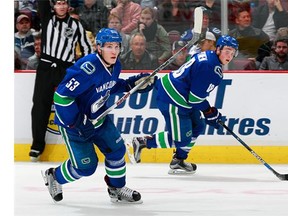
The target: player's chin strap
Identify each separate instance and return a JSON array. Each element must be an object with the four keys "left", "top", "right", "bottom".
[{"left": 91, "top": 7, "right": 204, "bottom": 126}]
